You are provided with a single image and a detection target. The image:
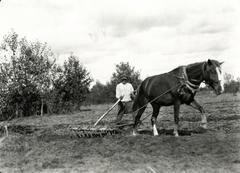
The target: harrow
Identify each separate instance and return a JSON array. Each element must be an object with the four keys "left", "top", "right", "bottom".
[
  {"left": 69, "top": 125, "right": 123, "bottom": 138},
  {"left": 69, "top": 99, "right": 134, "bottom": 138}
]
